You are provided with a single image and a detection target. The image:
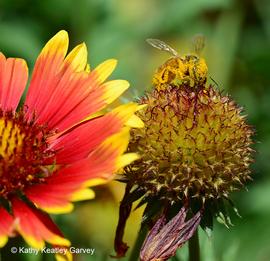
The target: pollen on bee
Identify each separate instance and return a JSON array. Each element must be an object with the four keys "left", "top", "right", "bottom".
[{"left": 152, "top": 56, "right": 208, "bottom": 91}]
